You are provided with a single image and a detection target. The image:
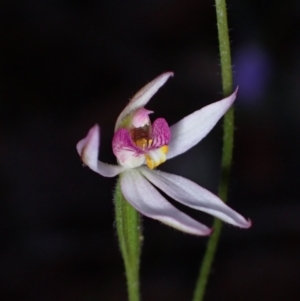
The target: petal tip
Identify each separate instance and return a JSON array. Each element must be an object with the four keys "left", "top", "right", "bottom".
[
  {"left": 155, "top": 71, "right": 174, "bottom": 86},
  {"left": 164, "top": 71, "right": 174, "bottom": 78},
  {"left": 238, "top": 218, "right": 252, "bottom": 229},
  {"left": 197, "top": 227, "right": 213, "bottom": 236},
  {"left": 244, "top": 218, "right": 252, "bottom": 229},
  {"left": 205, "top": 228, "right": 214, "bottom": 236},
  {"left": 76, "top": 124, "right": 100, "bottom": 168},
  {"left": 232, "top": 86, "right": 239, "bottom": 99}
]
